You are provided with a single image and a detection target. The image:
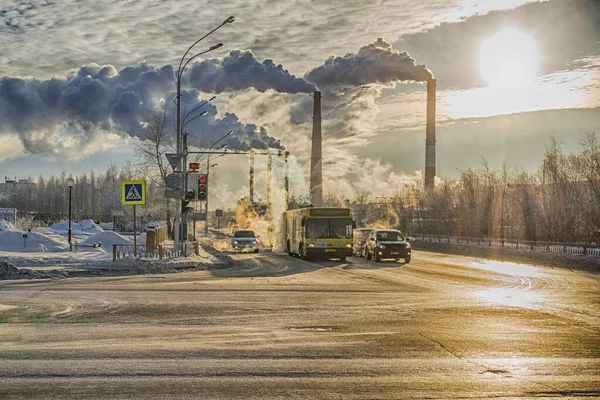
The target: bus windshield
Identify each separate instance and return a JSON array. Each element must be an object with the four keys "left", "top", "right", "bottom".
[{"left": 306, "top": 219, "right": 353, "bottom": 239}]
